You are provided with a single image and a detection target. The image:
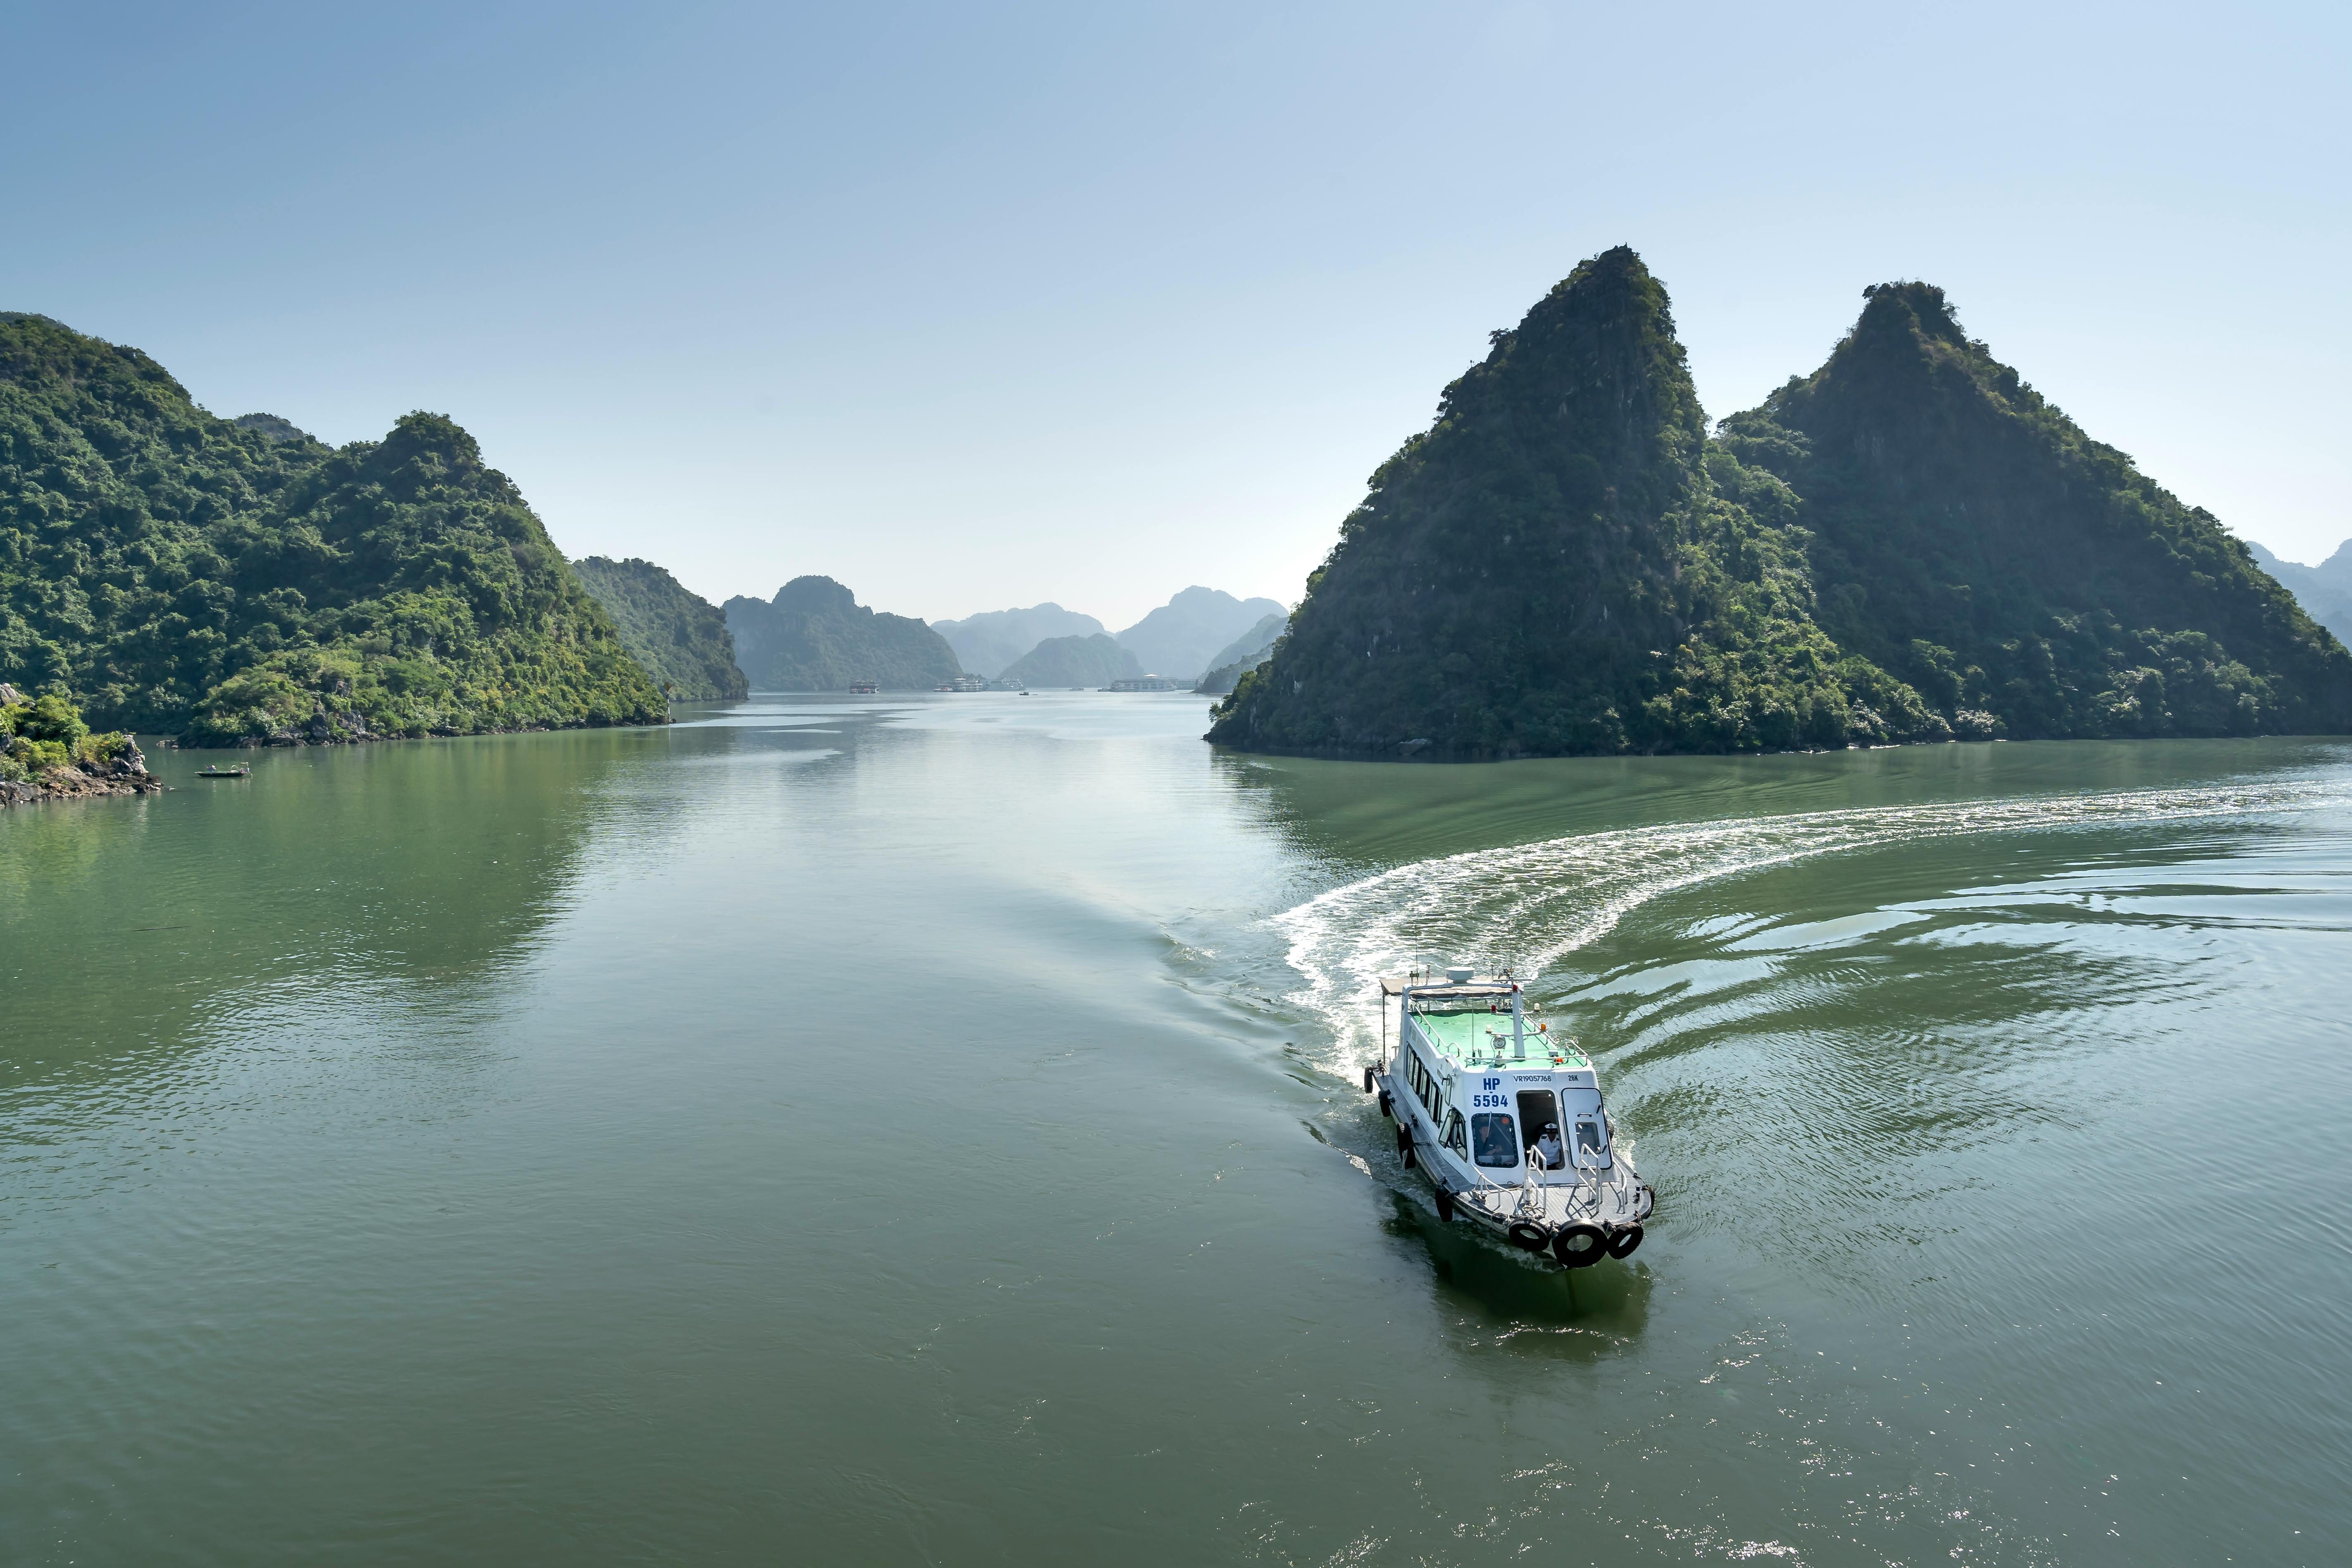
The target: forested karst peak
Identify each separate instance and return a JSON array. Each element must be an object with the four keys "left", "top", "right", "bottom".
[
  {"left": 1209, "top": 256, "right": 2351, "bottom": 759},
  {"left": 572, "top": 555, "right": 748, "bottom": 701},
  {"left": 1731, "top": 282, "right": 2351, "bottom": 740},
  {"left": 0, "top": 313, "right": 666, "bottom": 741},
  {"left": 1208, "top": 246, "right": 1884, "bottom": 758},
  {"left": 723, "top": 577, "right": 959, "bottom": 691}
]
